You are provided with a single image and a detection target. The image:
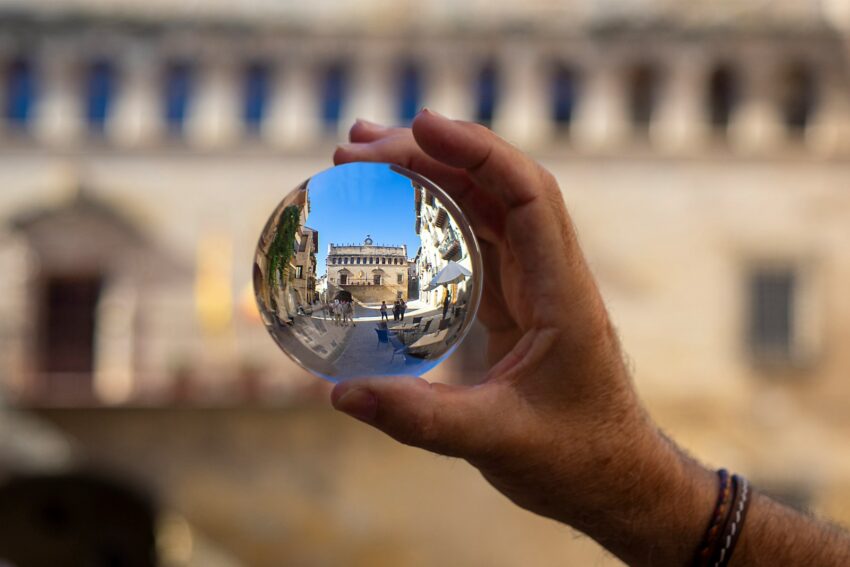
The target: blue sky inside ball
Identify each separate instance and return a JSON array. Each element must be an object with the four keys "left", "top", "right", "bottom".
[{"left": 305, "top": 162, "right": 420, "bottom": 277}]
